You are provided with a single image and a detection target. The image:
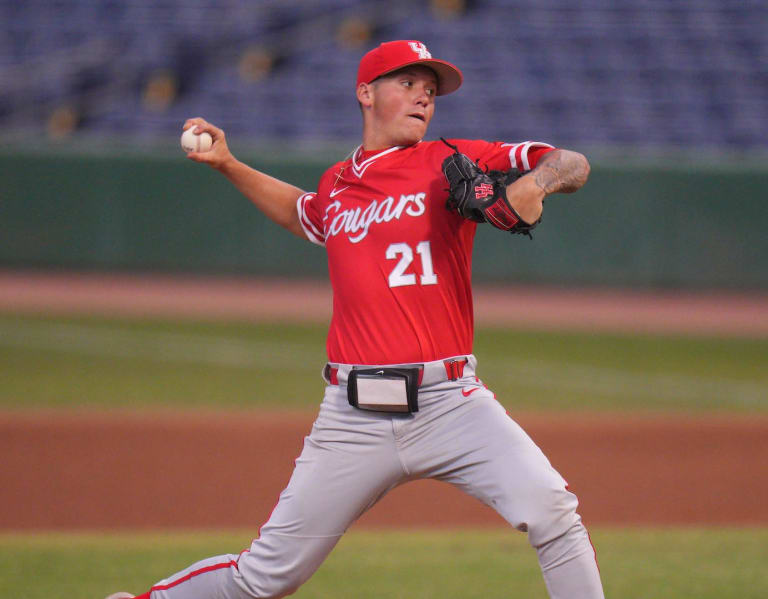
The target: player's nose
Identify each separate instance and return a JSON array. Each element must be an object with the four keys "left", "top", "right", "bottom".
[{"left": 414, "top": 87, "right": 430, "bottom": 106}]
